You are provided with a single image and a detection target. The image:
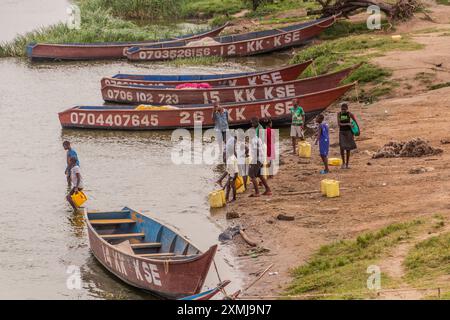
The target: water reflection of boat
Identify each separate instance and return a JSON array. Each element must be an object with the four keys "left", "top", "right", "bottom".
[
  {"left": 84, "top": 207, "right": 217, "bottom": 298},
  {"left": 27, "top": 23, "right": 228, "bottom": 61},
  {"left": 100, "top": 61, "right": 312, "bottom": 87},
  {"left": 59, "top": 84, "right": 355, "bottom": 130}
]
